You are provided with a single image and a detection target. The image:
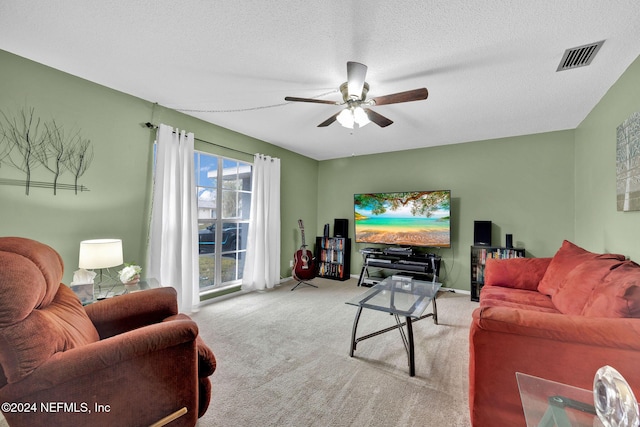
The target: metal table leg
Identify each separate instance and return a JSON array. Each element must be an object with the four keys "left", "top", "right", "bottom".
[
  {"left": 349, "top": 292, "right": 438, "bottom": 377},
  {"left": 432, "top": 295, "right": 438, "bottom": 325},
  {"left": 393, "top": 314, "right": 416, "bottom": 377},
  {"left": 350, "top": 306, "right": 363, "bottom": 357},
  {"left": 406, "top": 316, "right": 415, "bottom": 376}
]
